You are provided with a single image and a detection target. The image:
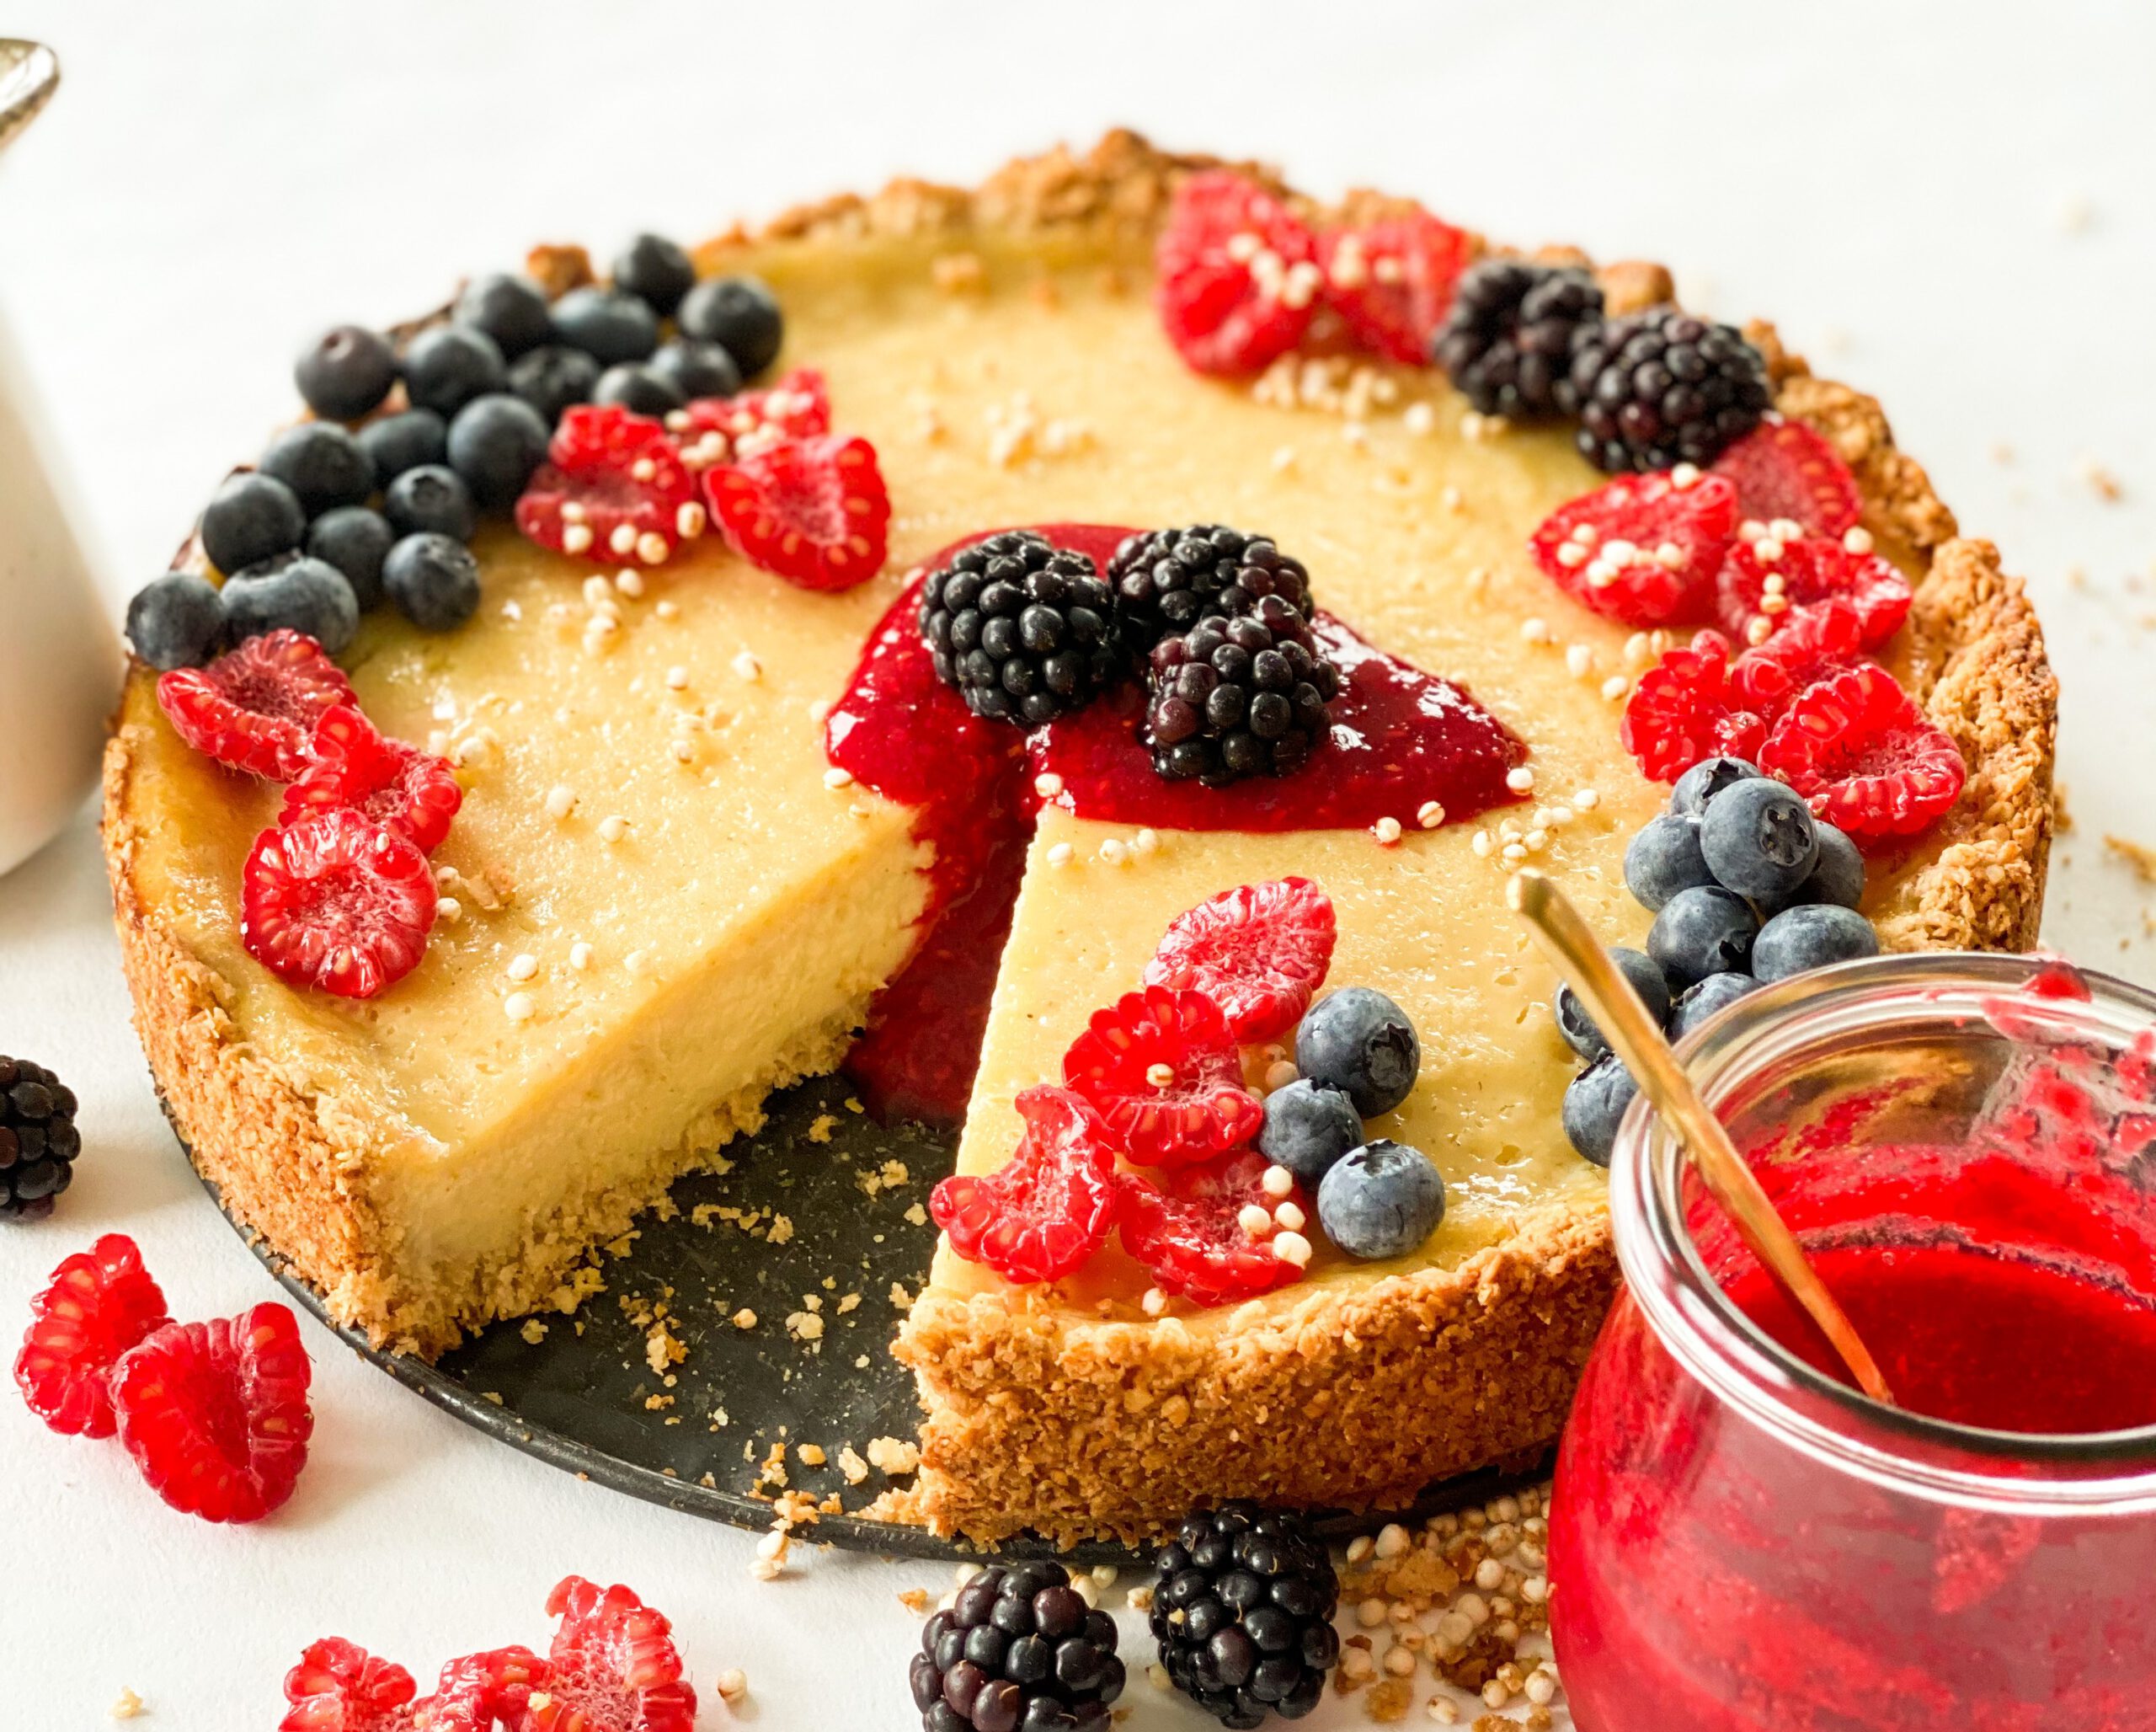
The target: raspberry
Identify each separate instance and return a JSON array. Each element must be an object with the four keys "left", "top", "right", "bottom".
[
  {"left": 1716, "top": 531, "right": 1913, "bottom": 650},
  {"left": 280, "top": 706, "right": 462, "bottom": 853},
  {"left": 157, "top": 629, "right": 356, "bottom": 780},
  {"left": 280, "top": 1639, "right": 419, "bottom": 1732},
  {"left": 1317, "top": 208, "right": 1473, "bottom": 366},
  {"left": 1529, "top": 469, "right": 1738, "bottom": 627},
  {"left": 1063, "top": 986, "right": 1264, "bottom": 1169},
  {"left": 1118, "top": 1152, "right": 1308, "bottom": 1307},
  {"left": 930, "top": 1086, "right": 1122, "bottom": 1286},
  {"left": 527, "top": 1574, "right": 697, "bottom": 1732},
  {"left": 241, "top": 809, "right": 439, "bottom": 999},
  {"left": 515, "top": 404, "right": 699, "bottom": 567},
  {"left": 424, "top": 1648, "right": 543, "bottom": 1729},
  {"left": 1727, "top": 597, "right": 1870, "bottom": 720},
  {"left": 704, "top": 432, "right": 891, "bottom": 592},
  {"left": 13, "top": 1232, "right": 170, "bottom": 1437},
  {"left": 1759, "top": 663, "right": 1967, "bottom": 842},
  {"left": 1143, "top": 878, "right": 1337, "bottom": 1044},
  {"left": 1155, "top": 172, "right": 1321, "bottom": 376},
  {"left": 112, "top": 1302, "right": 314, "bottom": 1523},
  {"left": 677, "top": 366, "right": 830, "bottom": 452},
  {"left": 1620, "top": 635, "right": 1768, "bottom": 783},
  {"left": 1710, "top": 420, "right": 1862, "bottom": 539}
]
